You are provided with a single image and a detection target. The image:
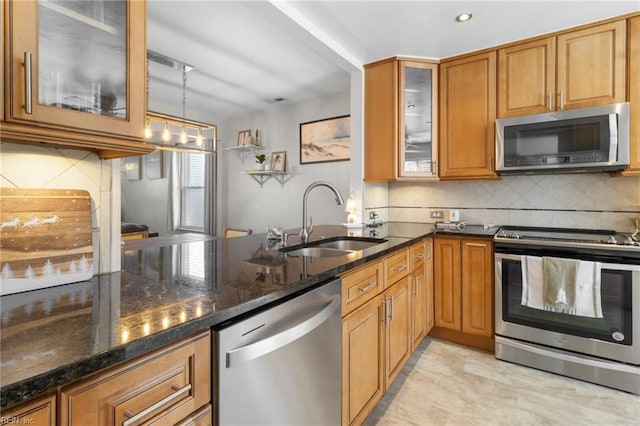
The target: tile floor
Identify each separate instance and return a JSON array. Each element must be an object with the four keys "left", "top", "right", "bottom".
[{"left": 364, "top": 338, "right": 640, "bottom": 425}]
